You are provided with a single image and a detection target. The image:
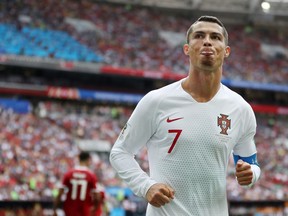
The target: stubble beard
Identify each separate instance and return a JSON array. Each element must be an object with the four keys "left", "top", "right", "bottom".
[{"left": 199, "top": 59, "right": 215, "bottom": 72}]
